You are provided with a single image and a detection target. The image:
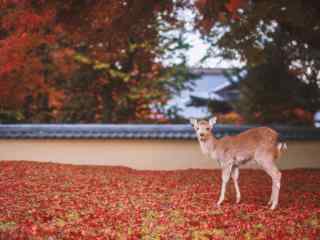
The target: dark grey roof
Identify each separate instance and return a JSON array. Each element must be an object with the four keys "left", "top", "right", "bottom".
[{"left": 0, "top": 124, "right": 320, "bottom": 140}]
